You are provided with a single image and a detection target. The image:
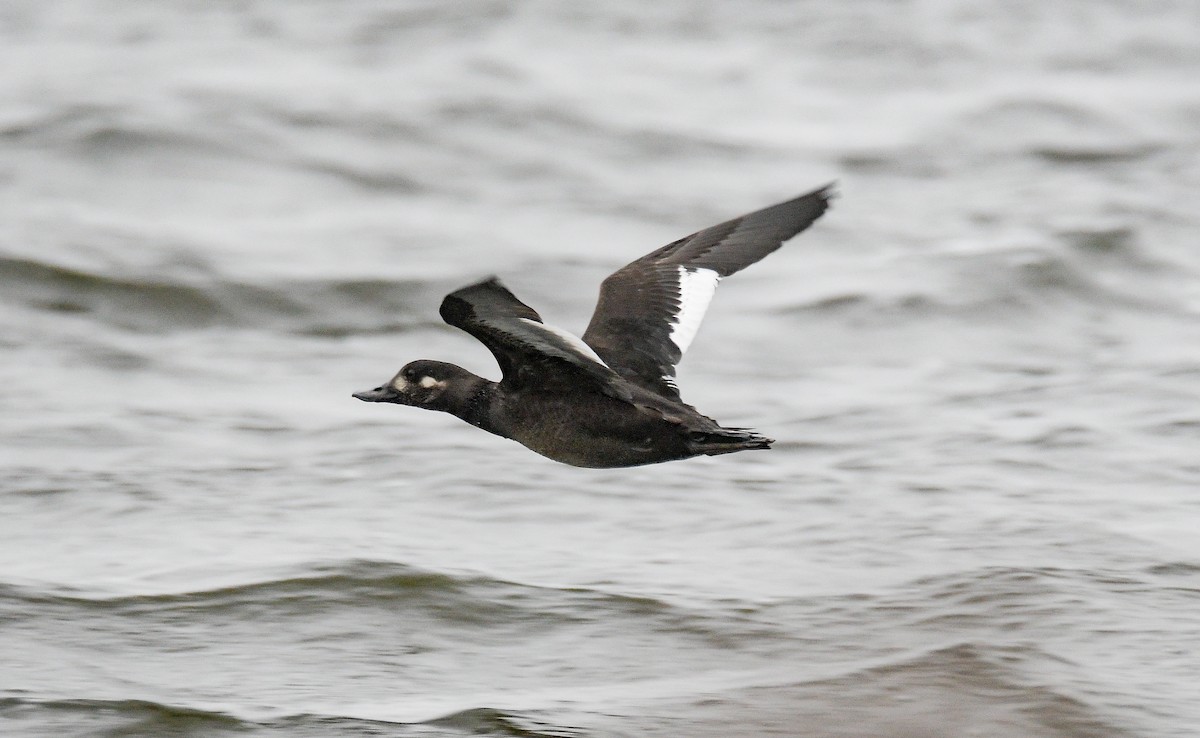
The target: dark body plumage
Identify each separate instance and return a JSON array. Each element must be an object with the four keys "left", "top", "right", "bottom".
[{"left": 354, "top": 185, "right": 833, "bottom": 468}]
